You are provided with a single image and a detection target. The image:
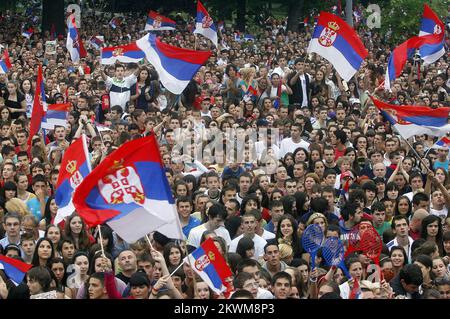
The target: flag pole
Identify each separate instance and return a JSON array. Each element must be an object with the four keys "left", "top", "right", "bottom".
[
  {"left": 97, "top": 224, "right": 106, "bottom": 257},
  {"left": 169, "top": 261, "right": 185, "bottom": 277},
  {"left": 145, "top": 234, "right": 155, "bottom": 250}
]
